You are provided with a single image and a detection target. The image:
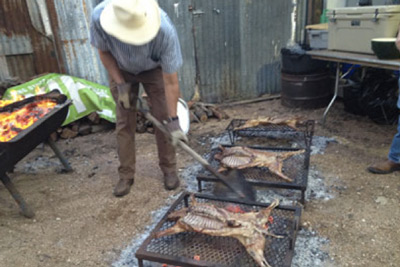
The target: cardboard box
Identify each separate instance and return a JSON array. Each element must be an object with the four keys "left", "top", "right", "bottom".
[{"left": 328, "top": 5, "right": 400, "bottom": 54}]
